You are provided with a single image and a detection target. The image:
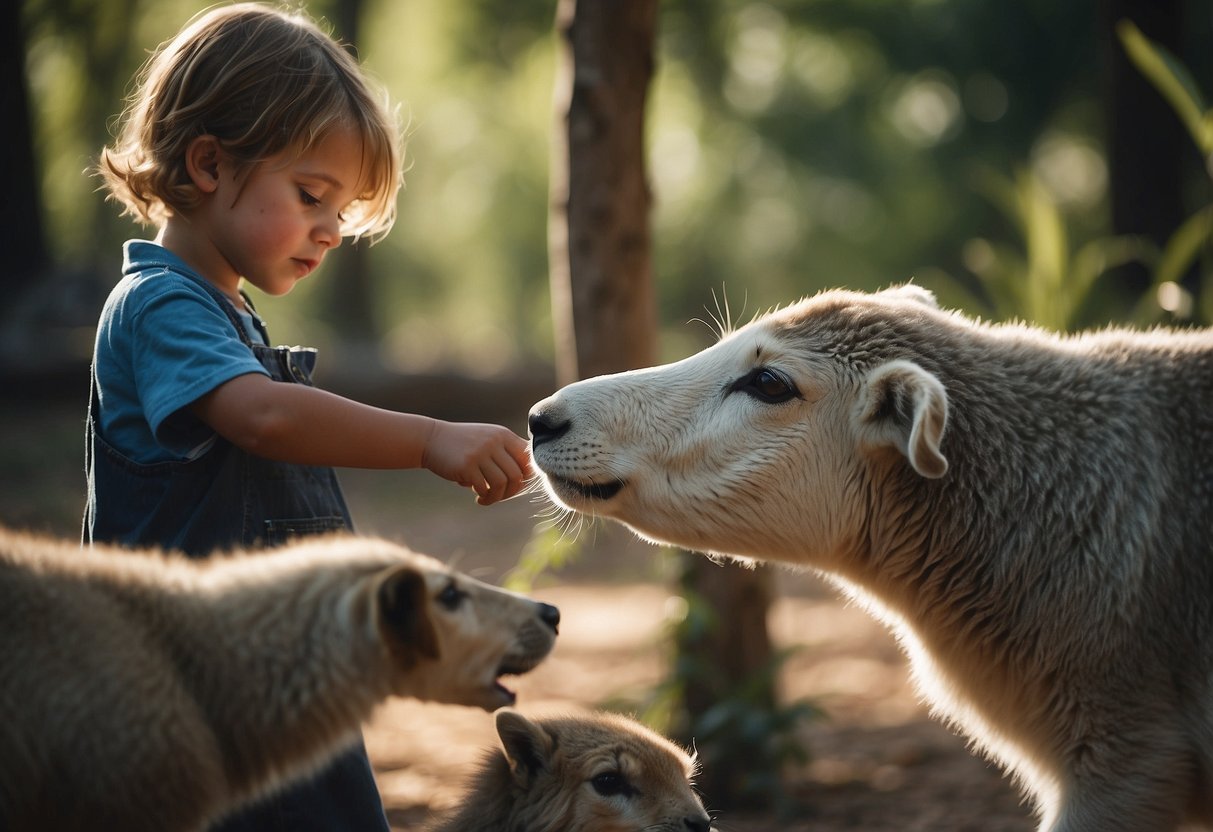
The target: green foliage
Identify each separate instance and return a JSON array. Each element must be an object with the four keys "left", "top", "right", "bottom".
[
  {"left": 502, "top": 523, "right": 583, "bottom": 593},
  {"left": 1117, "top": 20, "right": 1213, "bottom": 160},
  {"left": 684, "top": 653, "right": 821, "bottom": 816},
  {"left": 931, "top": 166, "right": 1152, "bottom": 331},
  {"left": 1141, "top": 205, "right": 1213, "bottom": 324},
  {"left": 31, "top": 0, "right": 1186, "bottom": 362},
  {"left": 929, "top": 160, "right": 1212, "bottom": 331},
  {"left": 648, "top": 0, "right": 1114, "bottom": 320},
  {"left": 924, "top": 17, "right": 1213, "bottom": 335},
  {"left": 1117, "top": 19, "right": 1213, "bottom": 325}
]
